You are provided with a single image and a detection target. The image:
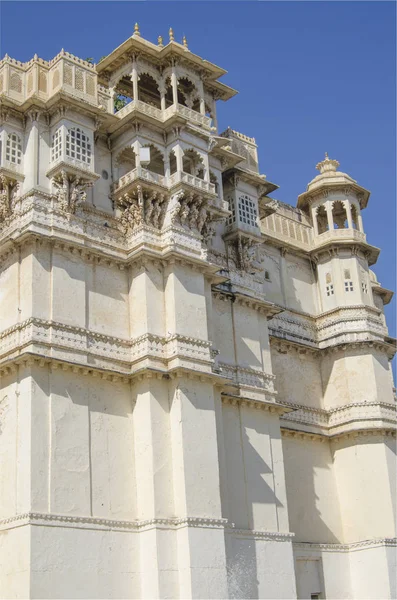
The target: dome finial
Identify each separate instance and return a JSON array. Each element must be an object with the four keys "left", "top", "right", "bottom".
[
  {"left": 316, "top": 153, "right": 340, "bottom": 174},
  {"left": 183, "top": 35, "right": 188, "bottom": 49},
  {"left": 134, "top": 23, "right": 140, "bottom": 37},
  {"left": 169, "top": 27, "right": 175, "bottom": 42},
  {"left": 158, "top": 35, "right": 164, "bottom": 47}
]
